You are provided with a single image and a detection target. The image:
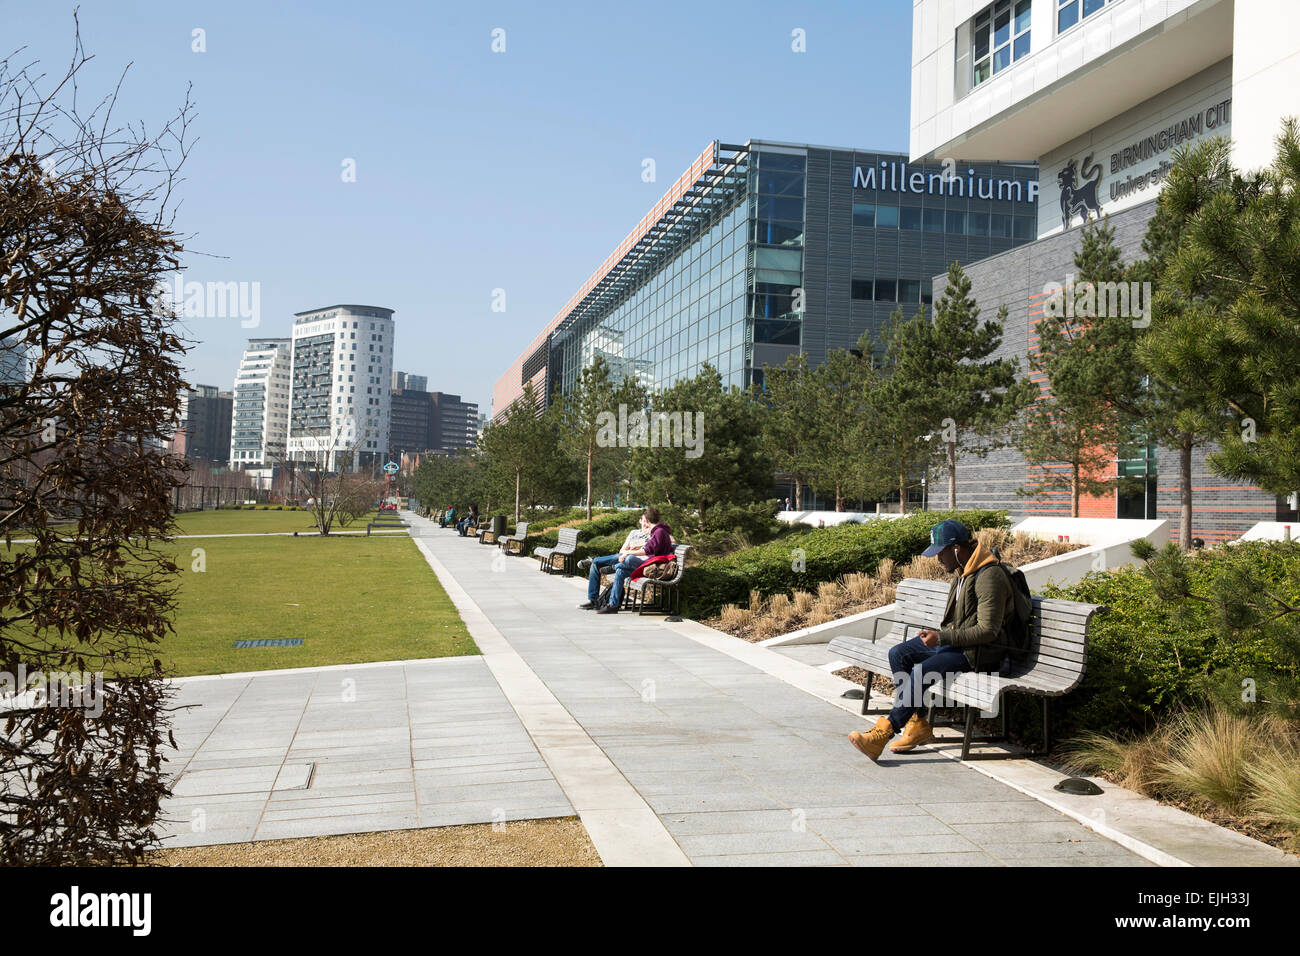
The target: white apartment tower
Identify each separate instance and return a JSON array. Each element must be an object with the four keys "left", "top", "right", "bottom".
[
  {"left": 230, "top": 338, "right": 291, "bottom": 468},
  {"left": 287, "top": 304, "right": 395, "bottom": 472}
]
